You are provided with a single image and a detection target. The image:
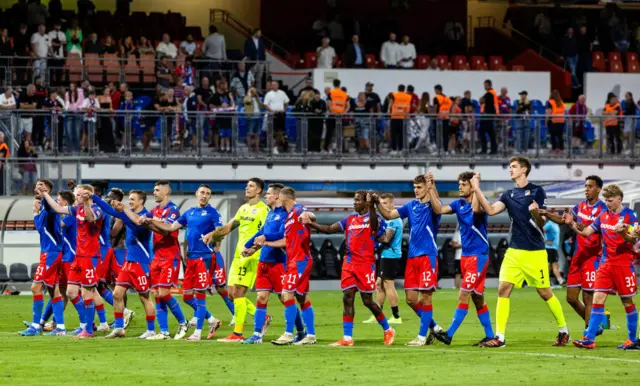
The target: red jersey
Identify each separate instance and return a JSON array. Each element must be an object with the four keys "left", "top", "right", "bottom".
[
  {"left": 69, "top": 204, "right": 104, "bottom": 258},
  {"left": 148, "top": 201, "right": 181, "bottom": 260},
  {"left": 338, "top": 212, "right": 386, "bottom": 264},
  {"left": 284, "top": 204, "right": 311, "bottom": 265},
  {"left": 590, "top": 207, "right": 638, "bottom": 266},
  {"left": 571, "top": 199, "right": 607, "bottom": 258}
]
